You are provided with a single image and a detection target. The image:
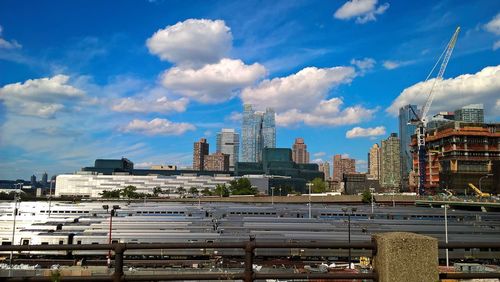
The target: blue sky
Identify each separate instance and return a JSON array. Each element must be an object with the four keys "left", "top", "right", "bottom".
[{"left": 1, "top": 0, "right": 499, "bottom": 180}]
